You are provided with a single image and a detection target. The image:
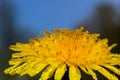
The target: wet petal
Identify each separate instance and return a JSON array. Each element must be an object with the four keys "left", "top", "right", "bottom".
[
  {"left": 92, "top": 65, "right": 118, "bottom": 80},
  {"left": 54, "top": 64, "right": 67, "bottom": 80},
  {"left": 69, "top": 65, "right": 81, "bottom": 80},
  {"left": 40, "top": 65, "right": 57, "bottom": 80}
]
